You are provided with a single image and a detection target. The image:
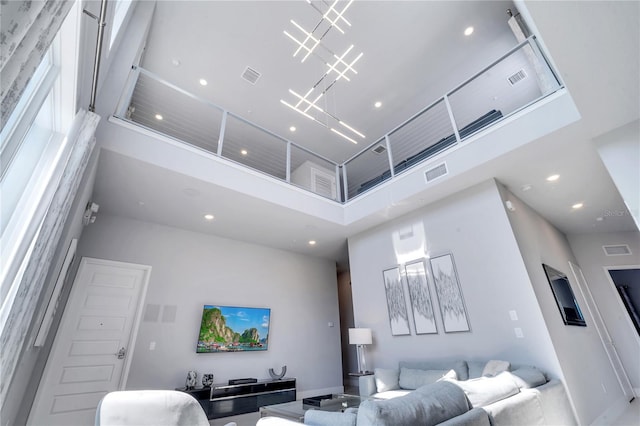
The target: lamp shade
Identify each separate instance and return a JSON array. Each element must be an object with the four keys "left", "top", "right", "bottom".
[{"left": 348, "top": 328, "right": 372, "bottom": 345}]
